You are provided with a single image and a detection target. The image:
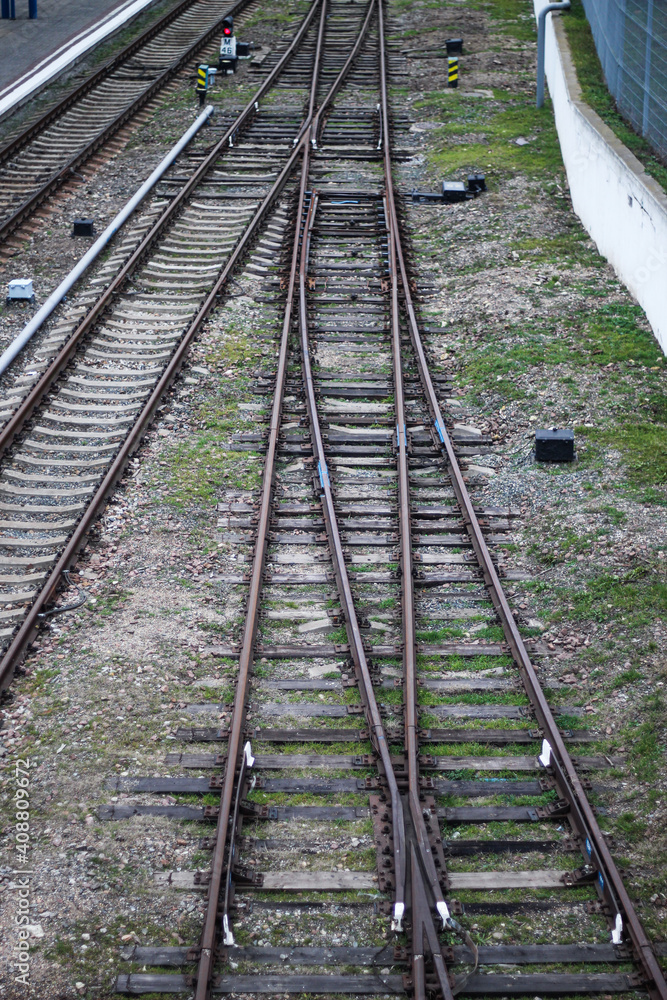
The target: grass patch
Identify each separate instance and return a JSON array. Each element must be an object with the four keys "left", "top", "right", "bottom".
[
  {"left": 464, "top": 302, "right": 660, "bottom": 403},
  {"left": 622, "top": 691, "right": 665, "bottom": 783},
  {"left": 588, "top": 423, "right": 667, "bottom": 486},
  {"left": 615, "top": 811, "right": 648, "bottom": 844},
  {"left": 557, "top": 569, "right": 667, "bottom": 626},
  {"left": 423, "top": 93, "right": 565, "bottom": 179}
]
